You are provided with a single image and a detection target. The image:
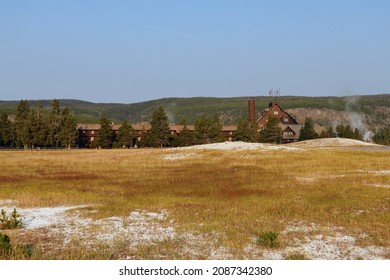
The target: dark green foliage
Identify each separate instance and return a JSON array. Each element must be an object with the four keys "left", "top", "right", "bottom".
[
  {"left": 117, "top": 120, "right": 135, "bottom": 148},
  {"left": 285, "top": 252, "right": 308, "bottom": 260},
  {"left": 233, "top": 118, "right": 258, "bottom": 142},
  {"left": 258, "top": 116, "right": 282, "bottom": 144},
  {"left": 0, "top": 209, "right": 22, "bottom": 230},
  {"left": 136, "top": 126, "right": 148, "bottom": 148},
  {"left": 0, "top": 233, "right": 33, "bottom": 259},
  {"left": 335, "top": 124, "right": 363, "bottom": 140},
  {"left": 299, "top": 117, "right": 319, "bottom": 141},
  {"left": 336, "top": 124, "right": 353, "bottom": 138},
  {"left": 256, "top": 231, "right": 279, "bottom": 248},
  {"left": 319, "top": 126, "right": 336, "bottom": 138},
  {"left": 174, "top": 122, "right": 194, "bottom": 147},
  {"left": 94, "top": 114, "right": 113, "bottom": 148},
  {"left": 0, "top": 233, "right": 11, "bottom": 253},
  {"left": 48, "top": 99, "right": 62, "bottom": 147},
  {"left": 10, "top": 100, "right": 78, "bottom": 148},
  {"left": 353, "top": 128, "right": 363, "bottom": 141},
  {"left": 28, "top": 102, "right": 48, "bottom": 148},
  {"left": 194, "top": 114, "right": 224, "bottom": 144},
  {"left": 15, "top": 100, "right": 30, "bottom": 148},
  {"left": 373, "top": 126, "right": 390, "bottom": 145},
  {"left": 147, "top": 106, "right": 171, "bottom": 148},
  {"left": 59, "top": 108, "right": 78, "bottom": 148},
  {"left": 0, "top": 114, "right": 14, "bottom": 147}
]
